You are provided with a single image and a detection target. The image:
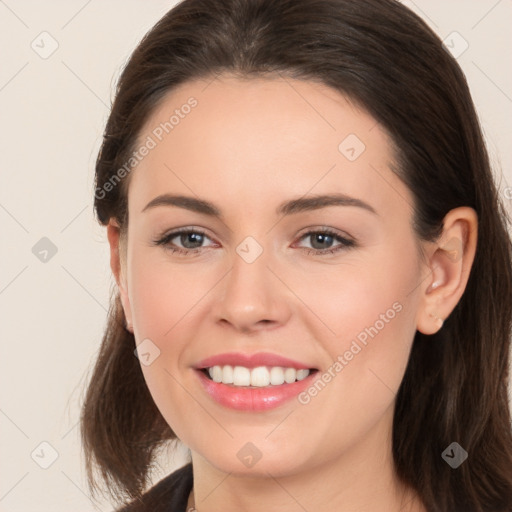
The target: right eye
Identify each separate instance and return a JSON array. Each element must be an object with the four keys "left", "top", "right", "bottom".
[{"left": 154, "top": 228, "right": 217, "bottom": 255}]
